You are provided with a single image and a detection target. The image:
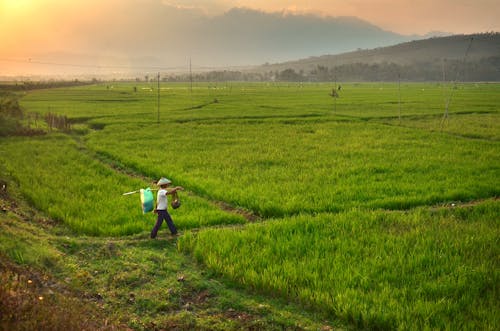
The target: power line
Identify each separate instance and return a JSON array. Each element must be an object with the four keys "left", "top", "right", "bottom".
[
  {"left": 440, "top": 37, "right": 474, "bottom": 129},
  {"left": 0, "top": 57, "right": 242, "bottom": 72},
  {"left": 0, "top": 58, "right": 186, "bottom": 71}
]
